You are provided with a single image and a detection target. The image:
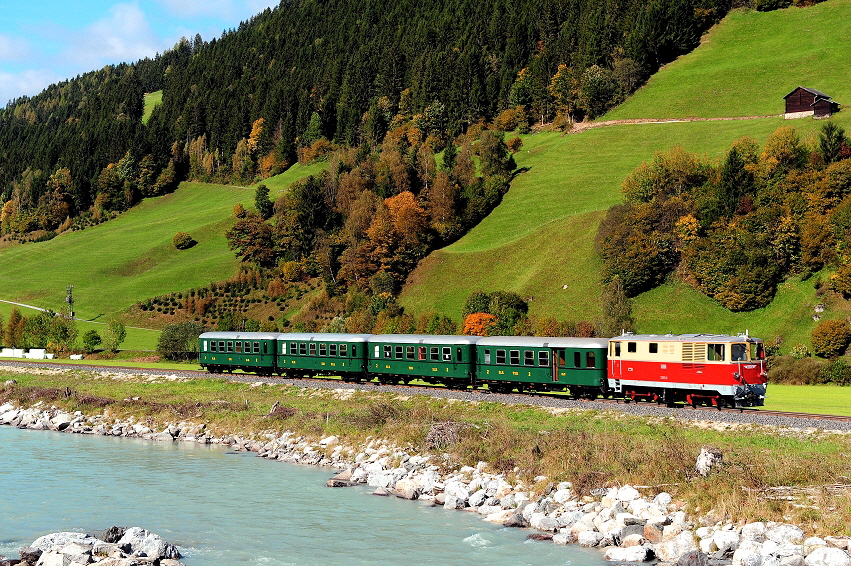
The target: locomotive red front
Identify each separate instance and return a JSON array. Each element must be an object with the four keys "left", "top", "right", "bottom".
[{"left": 607, "top": 333, "right": 767, "bottom": 408}]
